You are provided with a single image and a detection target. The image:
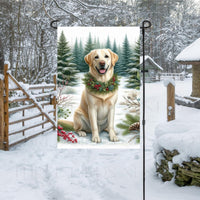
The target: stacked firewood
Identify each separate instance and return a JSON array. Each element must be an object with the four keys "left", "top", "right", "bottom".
[{"left": 155, "top": 148, "right": 200, "bottom": 187}]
